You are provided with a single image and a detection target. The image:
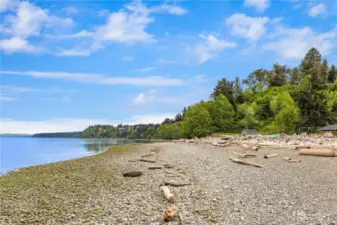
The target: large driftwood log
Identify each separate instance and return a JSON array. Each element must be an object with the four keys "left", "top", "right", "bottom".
[
  {"left": 164, "top": 181, "right": 191, "bottom": 187},
  {"left": 264, "top": 153, "right": 279, "bottom": 159},
  {"left": 148, "top": 166, "right": 162, "bottom": 170},
  {"left": 233, "top": 151, "right": 257, "bottom": 158},
  {"left": 295, "top": 146, "right": 312, "bottom": 150},
  {"left": 160, "top": 186, "right": 175, "bottom": 203},
  {"left": 164, "top": 164, "right": 175, "bottom": 169},
  {"left": 164, "top": 205, "right": 178, "bottom": 221},
  {"left": 123, "top": 171, "right": 142, "bottom": 177},
  {"left": 229, "top": 156, "right": 264, "bottom": 168},
  {"left": 138, "top": 159, "right": 156, "bottom": 163},
  {"left": 299, "top": 149, "right": 335, "bottom": 157}
]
